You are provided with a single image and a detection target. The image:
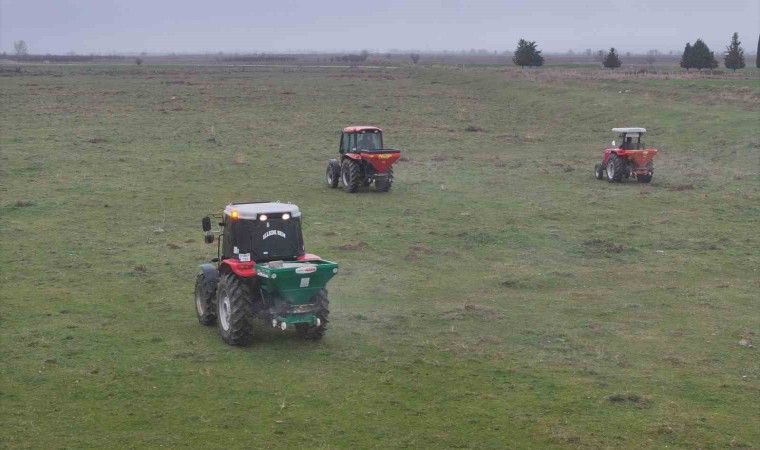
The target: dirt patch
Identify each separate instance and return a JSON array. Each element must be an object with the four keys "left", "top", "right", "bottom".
[
  {"left": 133, "top": 264, "right": 147, "bottom": 274},
  {"left": 409, "top": 245, "right": 436, "bottom": 255},
  {"left": 583, "top": 239, "right": 625, "bottom": 253},
  {"left": 339, "top": 241, "right": 369, "bottom": 251},
  {"left": 87, "top": 138, "right": 107, "bottom": 144},
  {"left": 14, "top": 200, "right": 35, "bottom": 207},
  {"left": 324, "top": 231, "right": 337, "bottom": 237},
  {"left": 431, "top": 154, "right": 447, "bottom": 162},
  {"left": 606, "top": 392, "right": 652, "bottom": 408},
  {"left": 667, "top": 184, "right": 694, "bottom": 191},
  {"left": 465, "top": 125, "right": 484, "bottom": 132},
  {"left": 442, "top": 302, "right": 504, "bottom": 321},
  {"left": 166, "top": 243, "right": 181, "bottom": 250},
  {"left": 403, "top": 253, "right": 419, "bottom": 260},
  {"left": 550, "top": 162, "right": 575, "bottom": 173}
]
